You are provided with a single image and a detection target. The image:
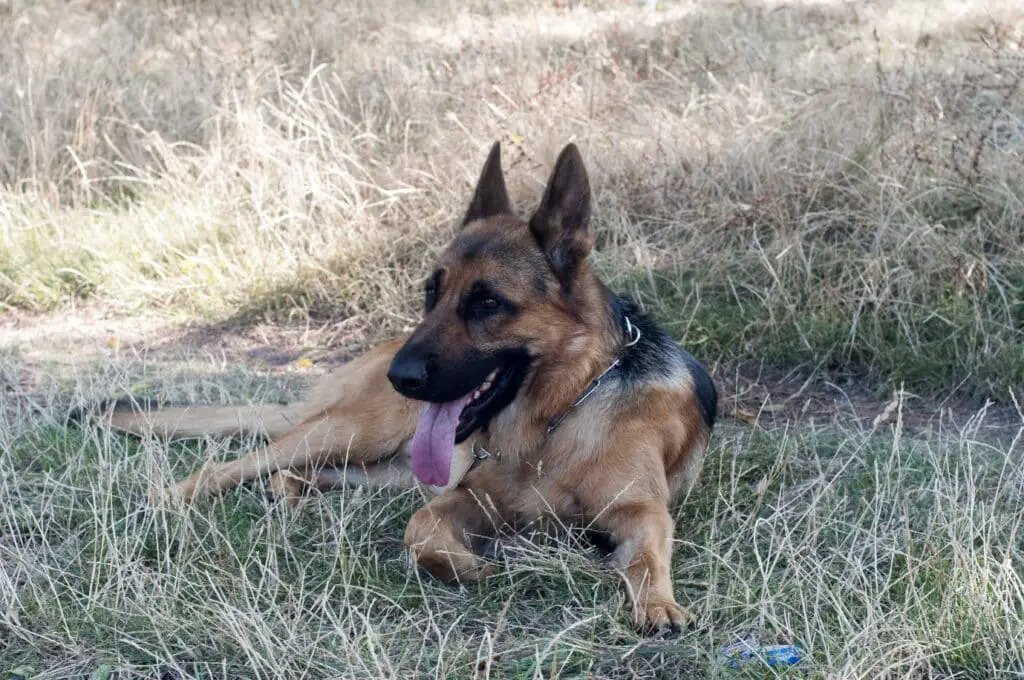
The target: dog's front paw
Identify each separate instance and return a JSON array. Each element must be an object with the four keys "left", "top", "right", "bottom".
[{"left": 636, "top": 600, "right": 693, "bottom": 638}]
